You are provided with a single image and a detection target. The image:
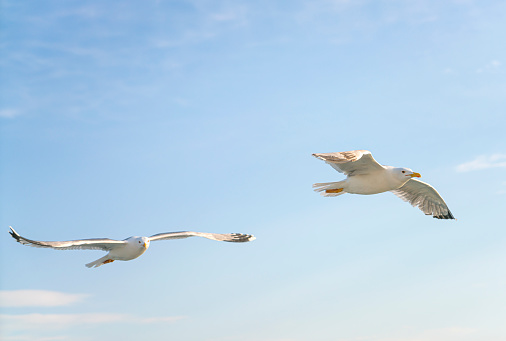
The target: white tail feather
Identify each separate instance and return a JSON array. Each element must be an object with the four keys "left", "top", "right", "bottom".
[
  {"left": 85, "top": 255, "right": 111, "bottom": 268},
  {"left": 312, "top": 181, "right": 347, "bottom": 197}
]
